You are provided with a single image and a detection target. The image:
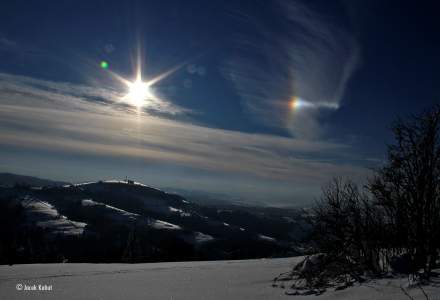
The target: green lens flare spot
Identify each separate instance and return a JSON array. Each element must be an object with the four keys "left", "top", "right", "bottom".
[{"left": 100, "top": 61, "right": 109, "bottom": 69}]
